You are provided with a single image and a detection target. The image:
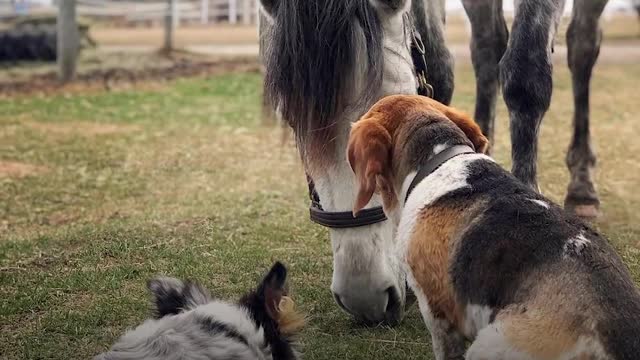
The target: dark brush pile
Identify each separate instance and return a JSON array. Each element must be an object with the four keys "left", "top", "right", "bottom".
[{"left": 0, "top": 24, "right": 58, "bottom": 62}]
